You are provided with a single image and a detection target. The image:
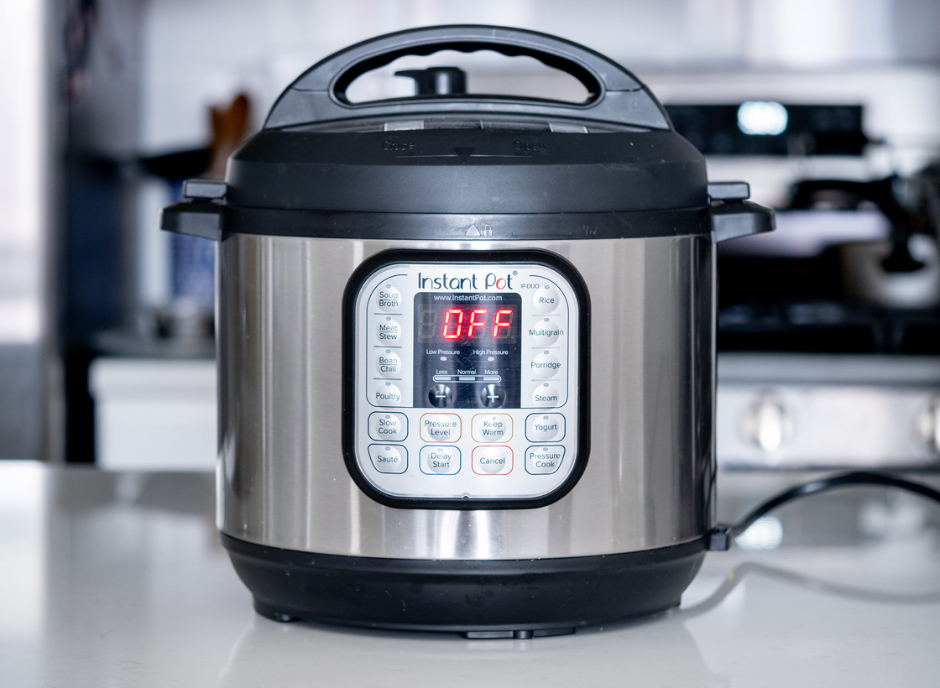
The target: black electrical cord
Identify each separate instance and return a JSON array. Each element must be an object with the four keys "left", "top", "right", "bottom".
[{"left": 708, "top": 471, "right": 940, "bottom": 551}]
